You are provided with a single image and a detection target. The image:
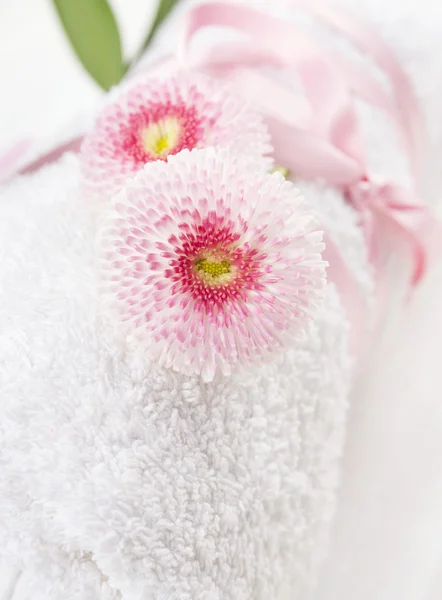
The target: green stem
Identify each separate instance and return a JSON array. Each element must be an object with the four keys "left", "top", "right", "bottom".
[{"left": 131, "top": 0, "right": 181, "bottom": 68}]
